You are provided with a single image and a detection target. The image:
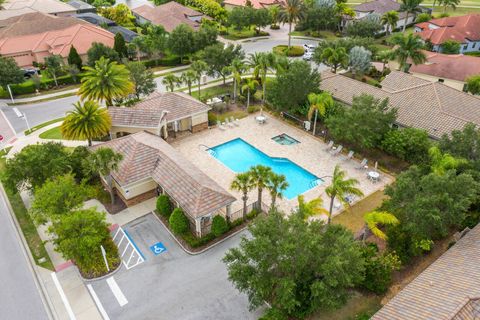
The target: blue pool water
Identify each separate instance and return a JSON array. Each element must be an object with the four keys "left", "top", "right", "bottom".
[{"left": 209, "top": 138, "right": 322, "bottom": 199}]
